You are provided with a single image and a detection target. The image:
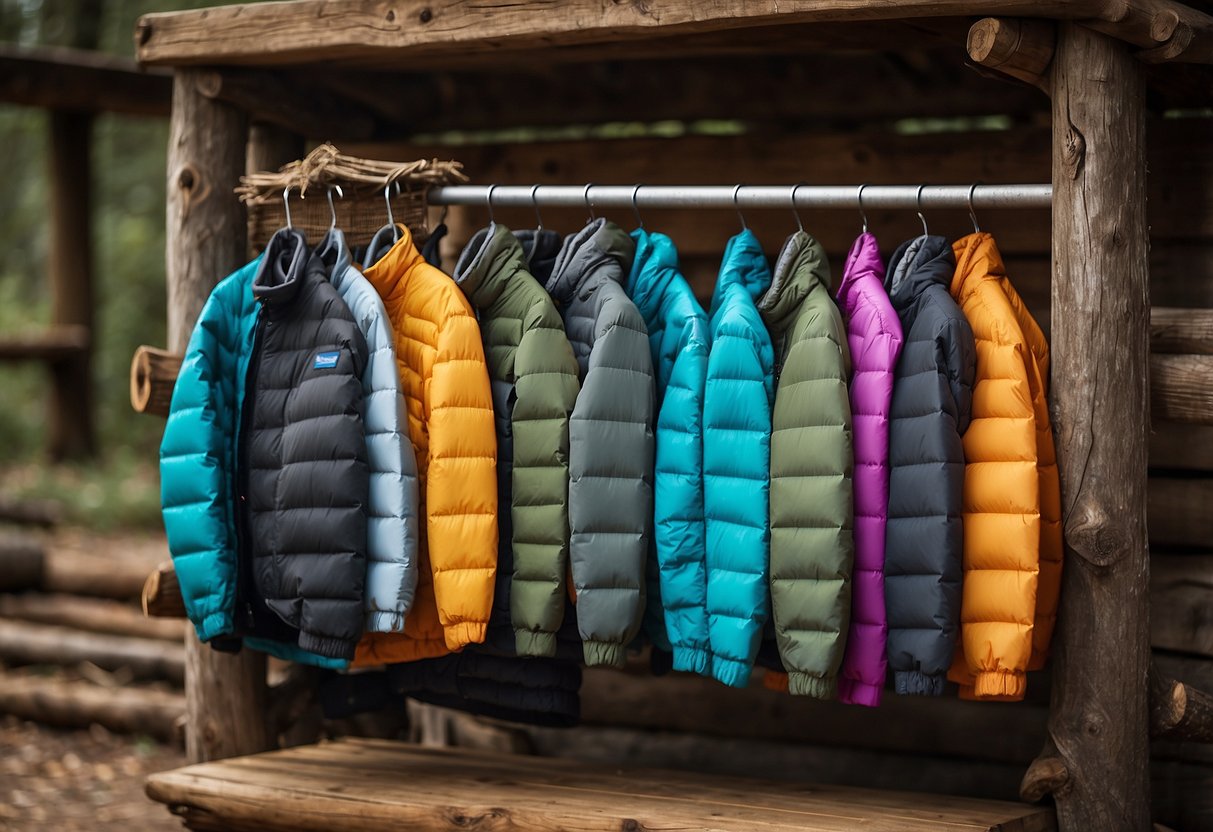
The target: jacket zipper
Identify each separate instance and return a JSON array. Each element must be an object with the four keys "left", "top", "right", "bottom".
[{"left": 234, "top": 304, "right": 267, "bottom": 632}]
